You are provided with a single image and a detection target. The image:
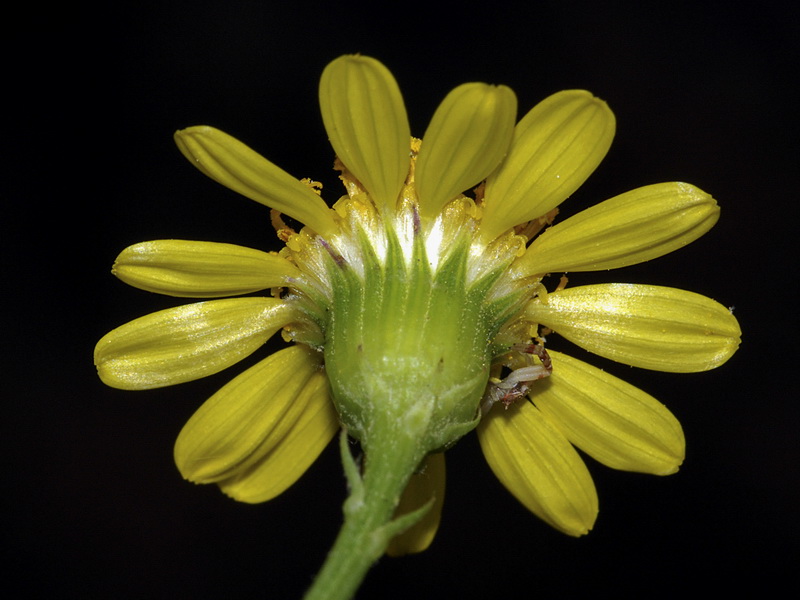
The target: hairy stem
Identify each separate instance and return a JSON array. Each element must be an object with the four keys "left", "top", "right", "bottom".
[{"left": 303, "top": 428, "right": 430, "bottom": 600}]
